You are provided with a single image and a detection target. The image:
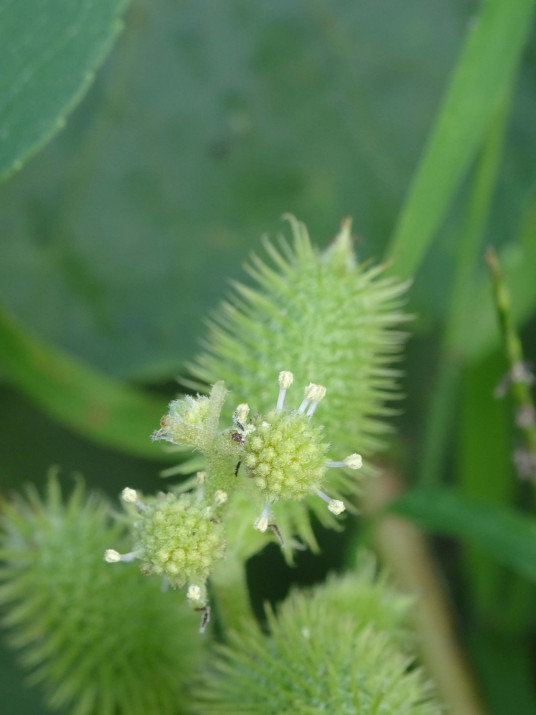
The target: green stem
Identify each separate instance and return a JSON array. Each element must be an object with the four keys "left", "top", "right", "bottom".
[
  {"left": 485, "top": 247, "right": 536, "bottom": 476},
  {"left": 365, "top": 468, "right": 485, "bottom": 715},
  {"left": 210, "top": 553, "right": 256, "bottom": 636},
  {"left": 419, "top": 97, "right": 510, "bottom": 486}
]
